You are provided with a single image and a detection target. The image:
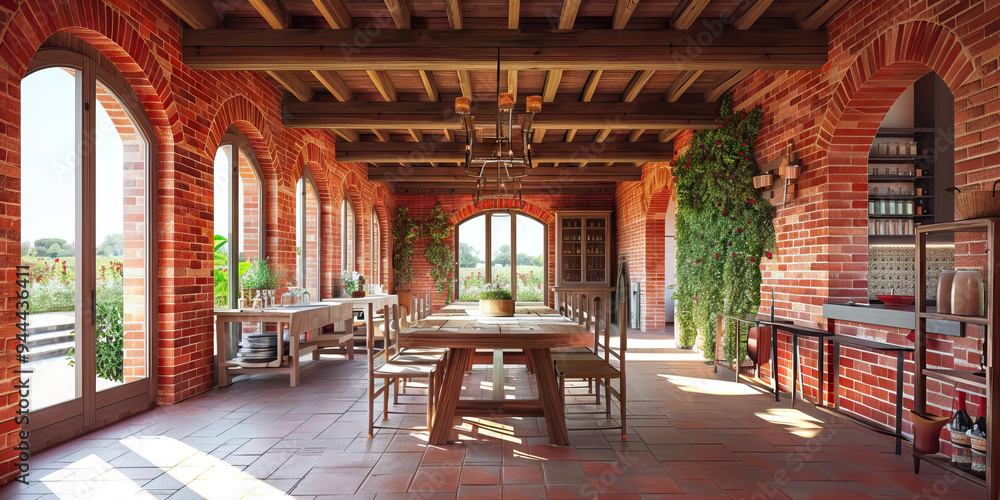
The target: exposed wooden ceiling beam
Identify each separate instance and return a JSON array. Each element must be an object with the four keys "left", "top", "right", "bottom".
[
  {"left": 383, "top": 0, "right": 411, "bottom": 28},
  {"left": 457, "top": 70, "right": 473, "bottom": 98},
  {"left": 557, "top": 0, "right": 582, "bottom": 29},
  {"left": 372, "top": 129, "right": 391, "bottom": 142},
  {"left": 506, "top": 70, "right": 518, "bottom": 101},
  {"left": 508, "top": 0, "right": 520, "bottom": 29},
  {"left": 445, "top": 0, "right": 463, "bottom": 29},
  {"left": 542, "top": 70, "right": 562, "bottom": 102},
  {"left": 664, "top": 69, "right": 702, "bottom": 102},
  {"left": 580, "top": 70, "right": 603, "bottom": 102},
  {"left": 392, "top": 183, "right": 618, "bottom": 195},
  {"left": 658, "top": 129, "right": 681, "bottom": 143},
  {"left": 311, "top": 0, "right": 354, "bottom": 29},
  {"left": 671, "top": 0, "right": 711, "bottom": 30},
  {"left": 283, "top": 100, "right": 719, "bottom": 129},
  {"left": 312, "top": 70, "right": 354, "bottom": 101},
  {"left": 160, "top": 0, "right": 221, "bottom": 29},
  {"left": 345, "top": 141, "right": 672, "bottom": 163},
  {"left": 367, "top": 70, "right": 398, "bottom": 102},
  {"left": 369, "top": 166, "right": 642, "bottom": 183},
  {"left": 613, "top": 0, "right": 641, "bottom": 29},
  {"left": 621, "top": 70, "right": 655, "bottom": 103},
  {"left": 732, "top": 0, "right": 774, "bottom": 29},
  {"left": 704, "top": 69, "right": 754, "bottom": 102},
  {"left": 628, "top": 129, "right": 645, "bottom": 142},
  {"left": 419, "top": 70, "right": 439, "bottom": 102},
  {"left": 248, "top": 0, "right": 291, "bottom": 29},
  {"left": 333, "top": 129, "right": 360, "bottom": 142},
  {"left": 183, "top": 29, "right": 829, "bottom": 71},
  {"left": 795, "top": 0, "right": 849, "bottom": 30},
  {"left": 266, "top": 71, "right": 315, "bottom": 101}
]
